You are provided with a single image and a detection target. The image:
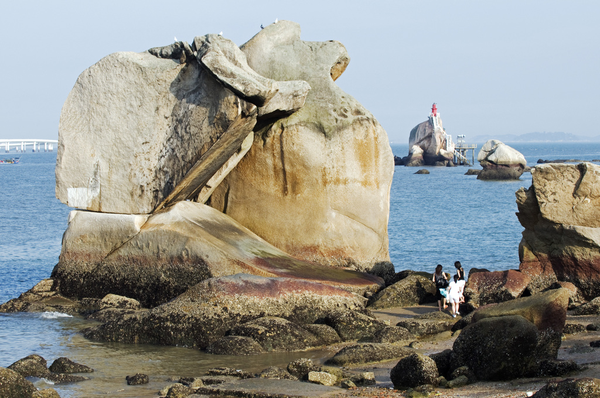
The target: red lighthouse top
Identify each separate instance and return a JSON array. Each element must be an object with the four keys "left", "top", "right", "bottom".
[{"left": 431, "top": 103, "right": 438, "bottom": 117}]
